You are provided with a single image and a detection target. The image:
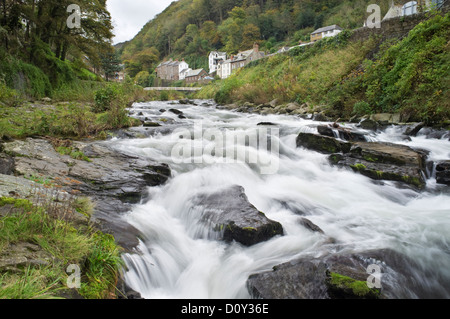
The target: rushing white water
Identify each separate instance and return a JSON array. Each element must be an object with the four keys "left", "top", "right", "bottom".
[{"left": 110, "top": 100, "right": 450, "bottom": 299}]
